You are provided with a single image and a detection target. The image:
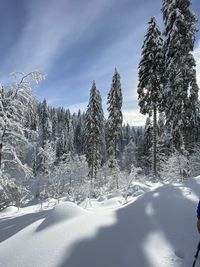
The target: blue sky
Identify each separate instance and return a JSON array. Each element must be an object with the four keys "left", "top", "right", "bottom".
[{"left": 0, "top": 0, "right": 200, "bottom": 125}]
